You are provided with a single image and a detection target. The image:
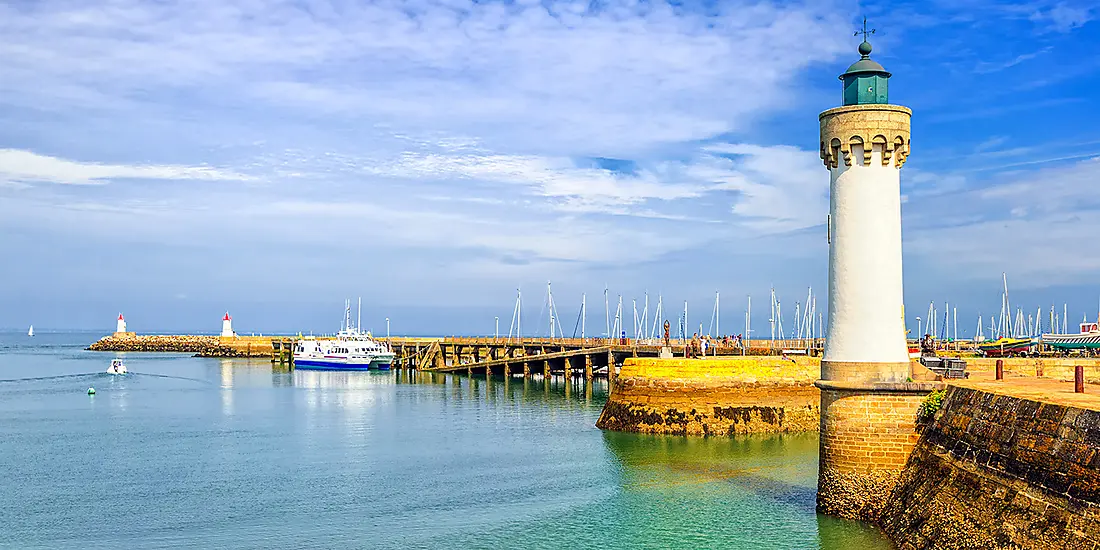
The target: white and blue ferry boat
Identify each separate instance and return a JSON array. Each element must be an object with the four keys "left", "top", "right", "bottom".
[{"left": 293, "top": 300, "right": 395, "bottom": 370}]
